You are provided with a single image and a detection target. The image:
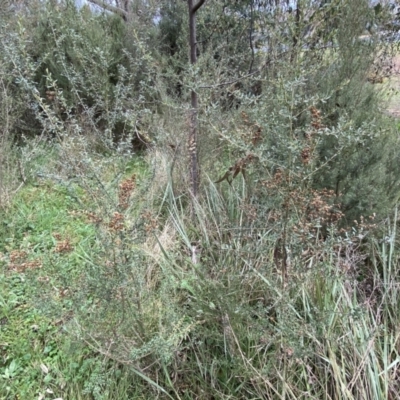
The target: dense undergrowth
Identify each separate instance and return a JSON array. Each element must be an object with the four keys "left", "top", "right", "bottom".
[
  {"left": 1, "top": 141, "right": 400, "bottom": 399},
  {"left": 2, "top": 1, "right": 400, "bottom": 399}
]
